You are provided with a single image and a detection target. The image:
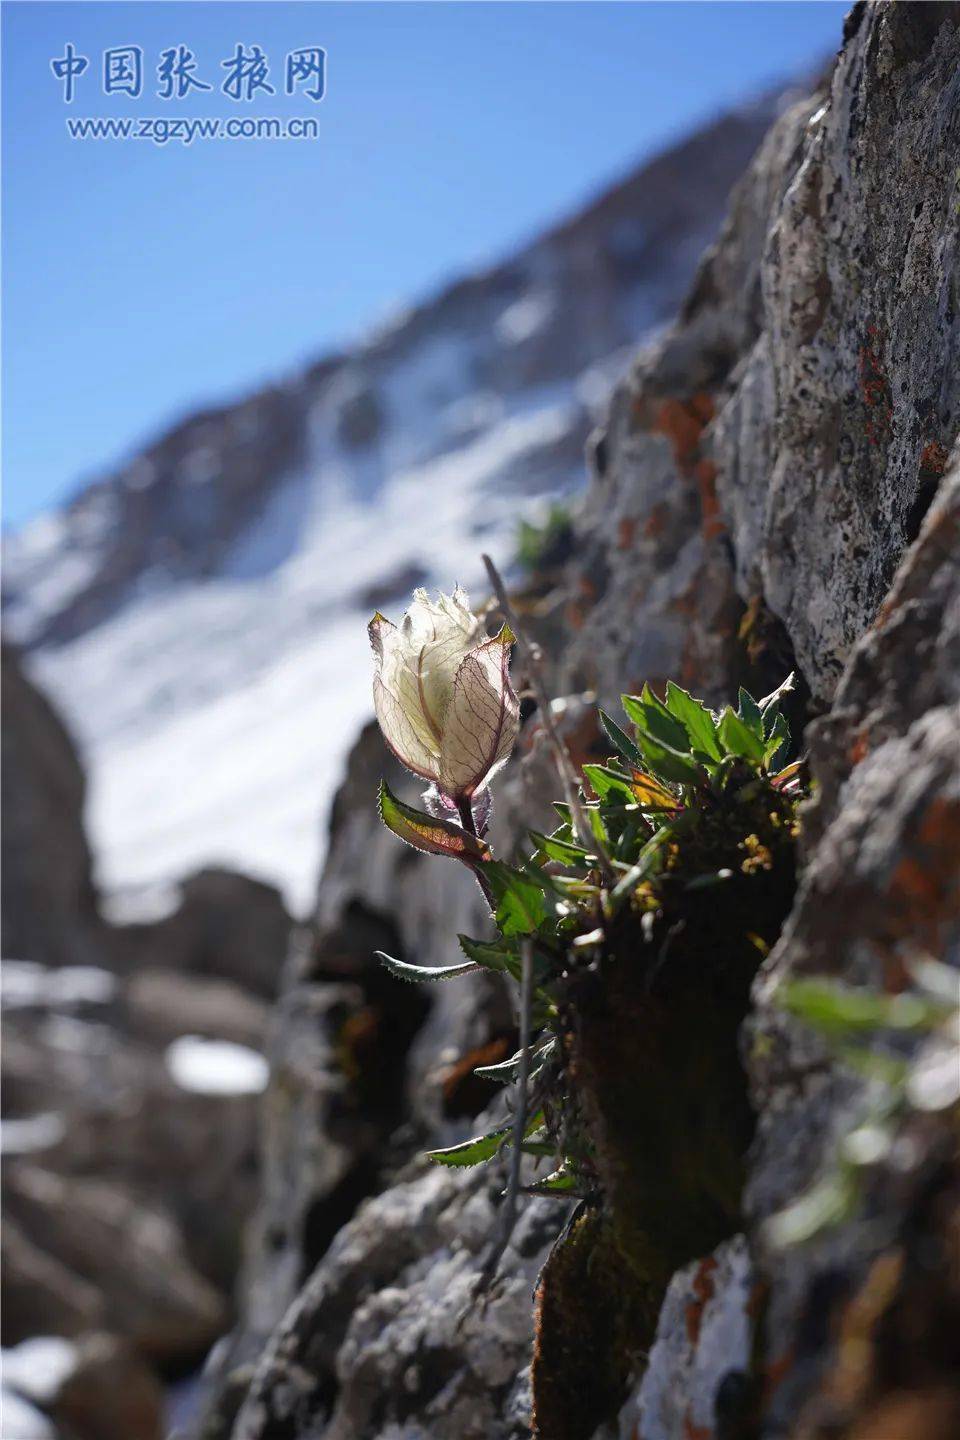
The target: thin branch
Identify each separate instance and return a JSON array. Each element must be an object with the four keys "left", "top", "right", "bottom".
[
  {"left": 481, "top": 553, "right": 616, "bottom": 883},
  {"left": 478, "top": 934, "right": 534, "bottom": 1291}
]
